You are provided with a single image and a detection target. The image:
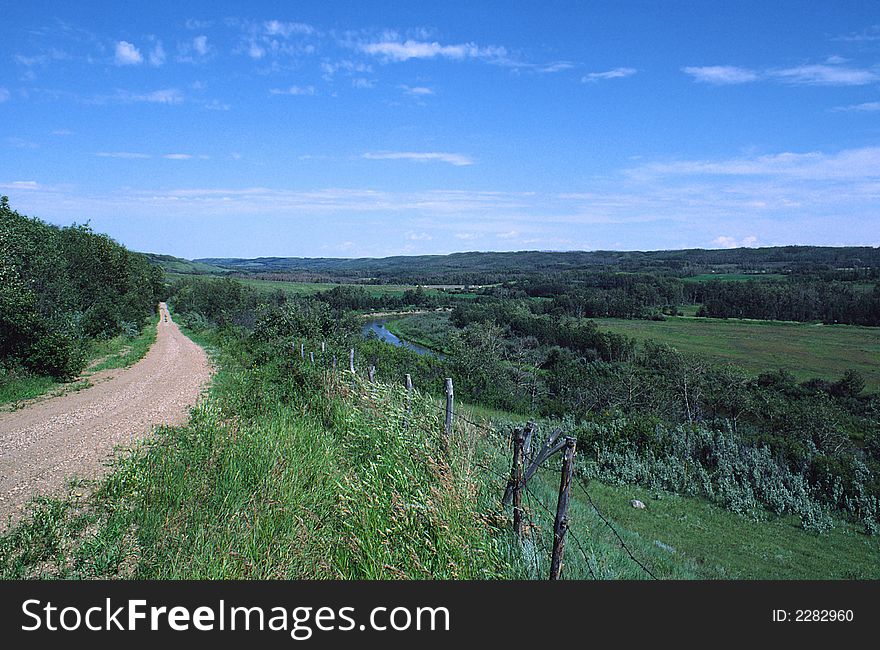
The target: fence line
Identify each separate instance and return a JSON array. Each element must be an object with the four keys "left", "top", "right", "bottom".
[{"left": 296, "top": 340, "right": 659, "bottom": 580}]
